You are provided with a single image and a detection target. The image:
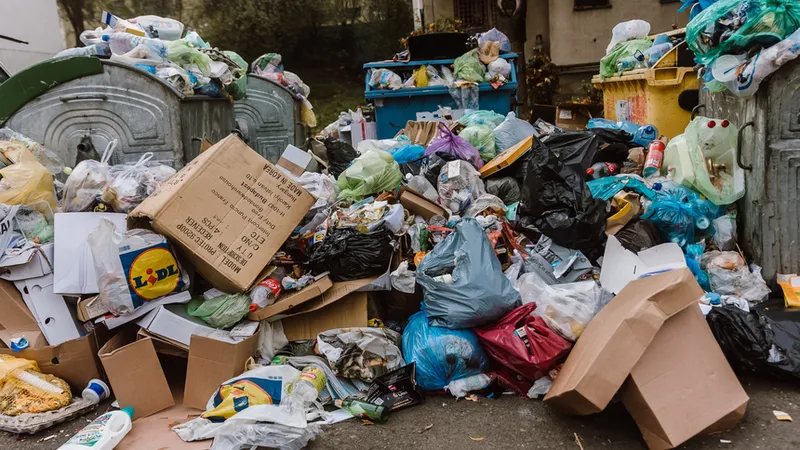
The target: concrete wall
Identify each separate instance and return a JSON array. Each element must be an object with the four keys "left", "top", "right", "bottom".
[
  {"left": 0, "top": 0, "right": 65, "bottom": 74},
  {"left": 423, "top": 0, "right": 455, "bottom": 25},
  {"left": 547, "top": 1, "right": 690, "bottom": 67}
]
